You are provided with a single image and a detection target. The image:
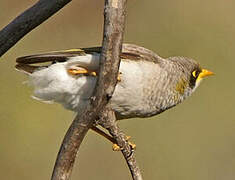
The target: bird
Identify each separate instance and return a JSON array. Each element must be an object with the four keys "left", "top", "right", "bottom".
[{"left": 16, "top": 43, "right": 213, "bottom": 150}]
